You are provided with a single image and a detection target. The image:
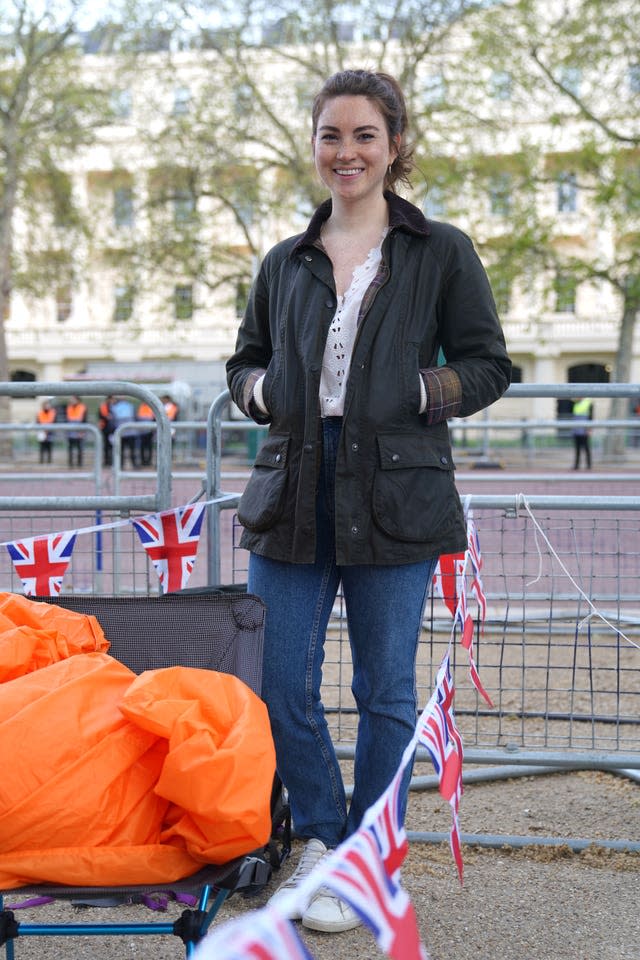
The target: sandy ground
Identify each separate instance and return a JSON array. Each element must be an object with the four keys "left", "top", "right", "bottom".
[
  {"left": 3, "top": 768, "right": 638, "bottom": 960},
  {"left": 2, "top": 448, "right": 639, "bottom": 958}
]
